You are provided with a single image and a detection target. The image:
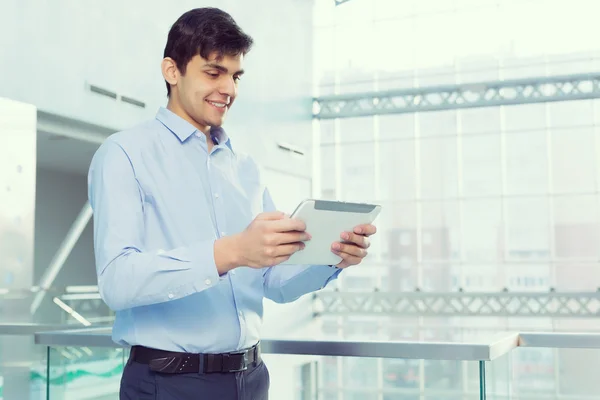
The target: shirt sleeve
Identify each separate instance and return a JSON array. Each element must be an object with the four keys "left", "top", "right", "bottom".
[
  {"left": 88, "top": 139, "right": 221, "bottom": 311},
  {"left": 260, "top": 188, "right": 342, "bottom": 303}
]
